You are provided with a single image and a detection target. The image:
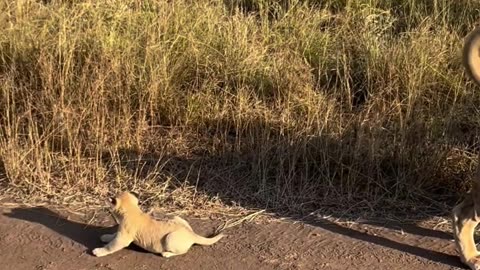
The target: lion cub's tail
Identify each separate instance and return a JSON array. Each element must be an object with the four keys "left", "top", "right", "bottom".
[{"left": 192, "top": 233, "right": 224, "bottom": 246}]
